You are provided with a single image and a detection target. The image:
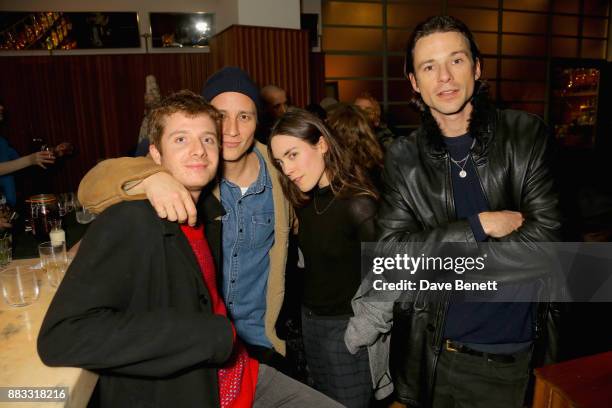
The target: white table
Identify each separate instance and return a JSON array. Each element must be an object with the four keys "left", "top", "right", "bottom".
[{"left": 0, "top": 258, "right": 97, "bottom": 408}]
